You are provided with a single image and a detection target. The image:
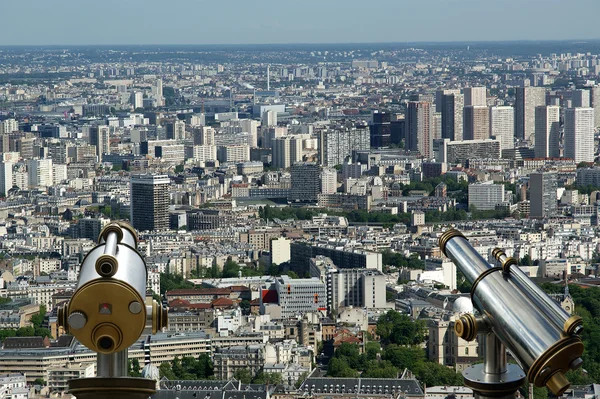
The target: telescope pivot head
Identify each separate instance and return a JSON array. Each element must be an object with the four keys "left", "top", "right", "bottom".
[{"left": 56, "top": 222, "right": 168, "bottom": 355}]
